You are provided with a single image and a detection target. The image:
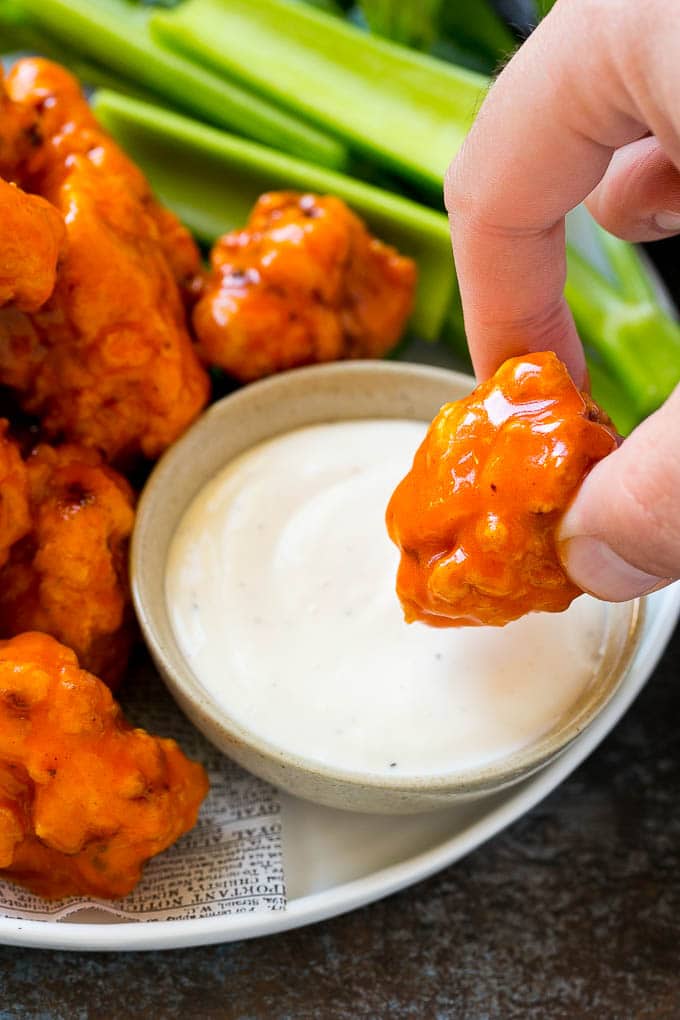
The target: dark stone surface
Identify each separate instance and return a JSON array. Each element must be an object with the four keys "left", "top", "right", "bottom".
[{"left": 2, "top": 245, "right": 679, "bottom": 1020}]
